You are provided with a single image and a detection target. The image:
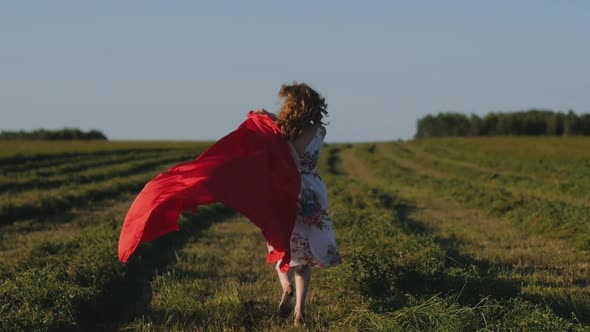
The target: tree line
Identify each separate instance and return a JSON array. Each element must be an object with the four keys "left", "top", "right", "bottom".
[
  {"left": 0, "top": 128, "right": 107, "bottom": 140},
  {"left": 415, "top": 110, "right": 590, "bottom": 138}
]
